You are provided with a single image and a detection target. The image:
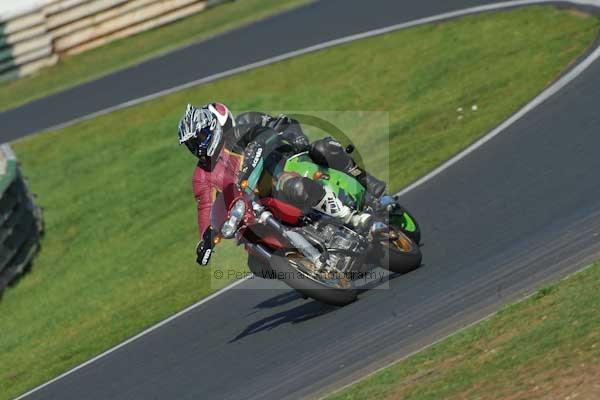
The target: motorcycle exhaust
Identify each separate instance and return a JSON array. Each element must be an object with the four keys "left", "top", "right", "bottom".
[
  {"left": 258, "top": 210, "right": 323, "bottom": 265},
  {"left": 246, "top": 242, "right": 272, "bottom": 261}
]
